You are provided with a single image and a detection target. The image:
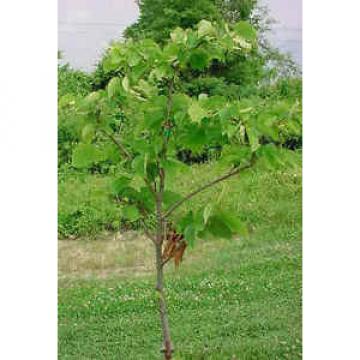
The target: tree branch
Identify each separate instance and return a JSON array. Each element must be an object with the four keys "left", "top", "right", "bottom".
[
  {"left": 136, "top": 205, "right": 156, "bottom": 244},
  {"left": 161, "top": 255, "right": 173, "bottom": 268},
  {"left": 100, "top": 128, "right": 132, "bottom": 160},
  {"left": 142, "top": 222, "right": 157, "bottom": 244},
  {"left": 163, "top": 153, "right": 257, "bottom": 219}
]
